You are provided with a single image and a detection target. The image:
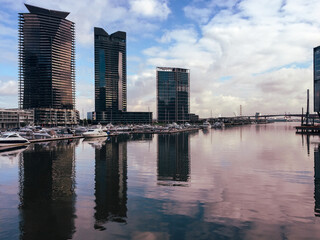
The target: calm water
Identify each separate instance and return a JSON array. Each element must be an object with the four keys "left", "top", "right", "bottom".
[{"left": 1, "top": 122, "right": 320, "bottom": 239}]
